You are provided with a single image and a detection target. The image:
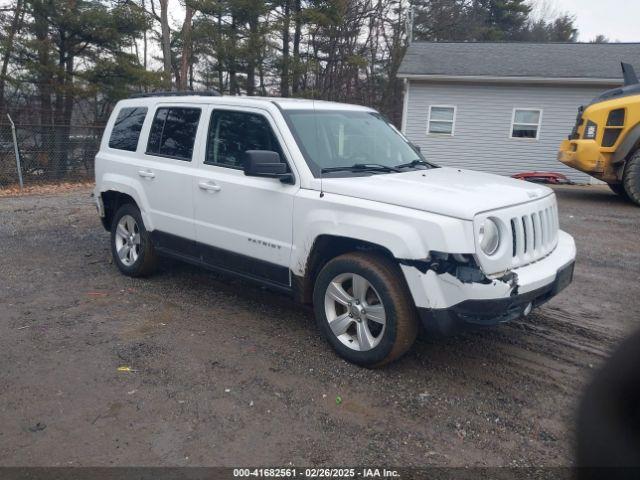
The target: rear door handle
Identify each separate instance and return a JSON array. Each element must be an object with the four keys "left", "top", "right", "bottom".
[
  {"left": 198, "top": 181, "right": 222, "bottom": 192},
  {"left": 138, "top": 169, "right": 155, "bottom": 179}
]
